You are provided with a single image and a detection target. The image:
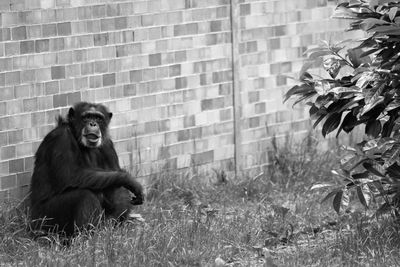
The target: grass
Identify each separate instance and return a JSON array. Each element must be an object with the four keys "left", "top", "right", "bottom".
[{"left": 2, "top": 134, "right": 400, "bottom": 266}]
